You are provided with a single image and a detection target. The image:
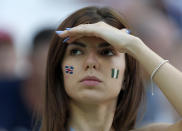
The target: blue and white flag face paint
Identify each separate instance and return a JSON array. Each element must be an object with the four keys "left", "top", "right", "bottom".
[
  {"left": 111, "top": 68, "right": 119, "bottom": 79},
  {"left": 65, "top": 66, "right": 74, "bottom": 74}
]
